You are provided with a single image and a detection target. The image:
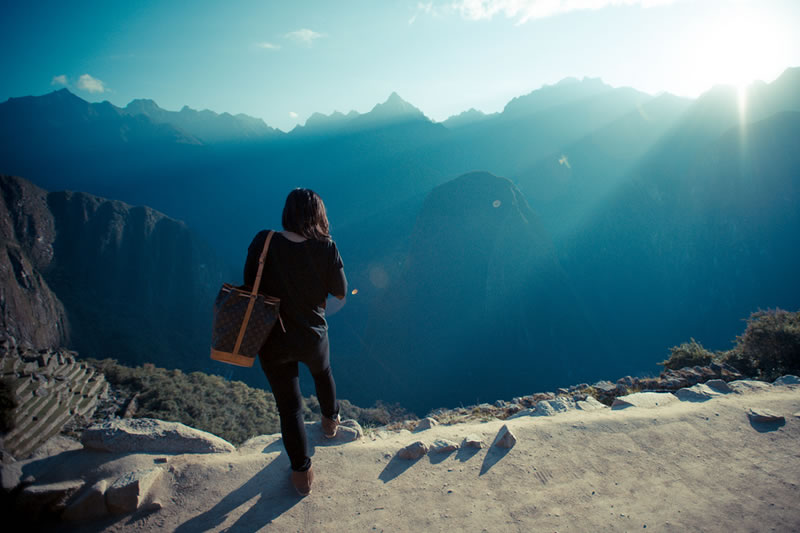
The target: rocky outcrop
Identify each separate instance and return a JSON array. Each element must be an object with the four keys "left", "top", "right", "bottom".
[
  {"left": 0, "top": 176, "right": 68, "bottom": 348},
  {"left": 0, "top": 331, "right": 107, "bottom": 460},
  {"left": 81, "top": 418, "right": 235, "bottom": 454},
  {"left": 0, "top": 175, "right": 229, "bottom": 373}
]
